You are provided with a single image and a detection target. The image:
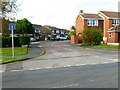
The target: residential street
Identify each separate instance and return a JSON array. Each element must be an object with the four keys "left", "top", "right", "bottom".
[{"left": 1, "top": 41, "right": 119, "bottom": 88}]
